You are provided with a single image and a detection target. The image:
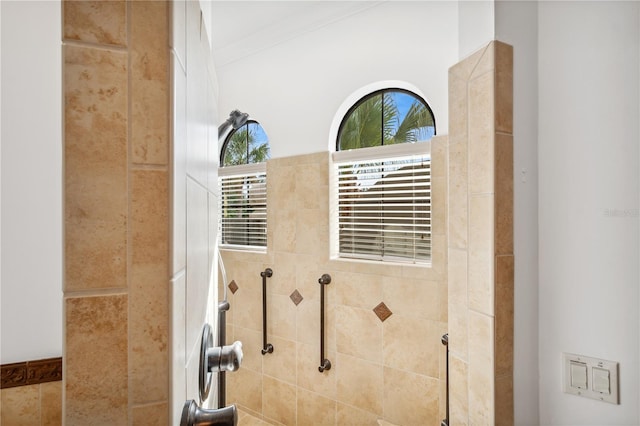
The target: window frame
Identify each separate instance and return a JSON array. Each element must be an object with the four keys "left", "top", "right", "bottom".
[
  {"left": 220, "top": 119, "right": 270, "bottom": 167},
  {"left": 331, "top": 87, "right": 435, "bottom": 265},
  {"left": 218, "top": 119, "right": 270, "bottom": 251},
  {"left": 336, "top": 88, "right": 436, "bottom": 152}
]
